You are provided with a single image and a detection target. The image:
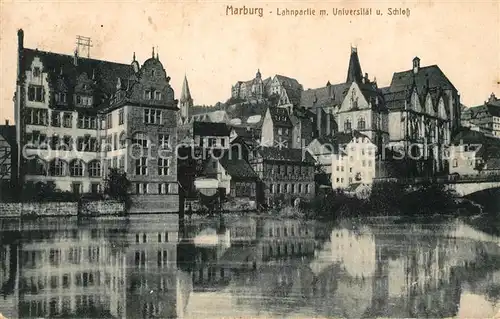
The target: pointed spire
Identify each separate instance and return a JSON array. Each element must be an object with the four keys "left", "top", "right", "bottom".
[
  {"left": 133, "top": 52, "right": 136, "bottom": 61},
  {"left": 346, "top": 46, "right": 363, "bottom": 84},
  {"left": 152, "top": 46, "right": 155, "bottom": 59},
  {"left": 156, "top": 46, "right": 159, "bottom": 60},
  {"left": 180, "top": 75, "right": 192, "bottom": 102}
]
